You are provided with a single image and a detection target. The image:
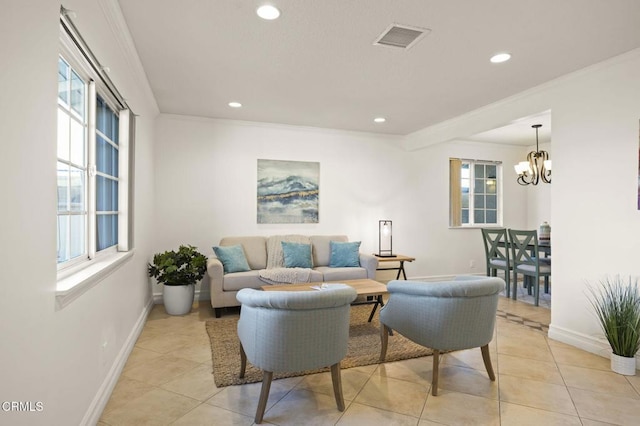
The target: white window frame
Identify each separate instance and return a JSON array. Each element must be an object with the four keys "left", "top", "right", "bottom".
[
  {"left": 450, "top": 158, "right": 503, "bottom": 228},
  {"left": 57, "top": 53, "right": 90, "bottom": 270},
  {"left": 56, "top": 9, "right": 134, "bottom": 309}
]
